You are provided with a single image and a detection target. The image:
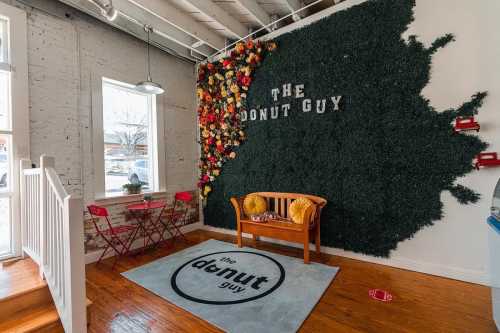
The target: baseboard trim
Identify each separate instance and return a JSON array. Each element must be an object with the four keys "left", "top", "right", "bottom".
[
  {"left": 84, "top": 222, "right": 204, "bottom": 264},
  {"left": 202, "top": 225, "right": 491, "bottom": 287}
]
